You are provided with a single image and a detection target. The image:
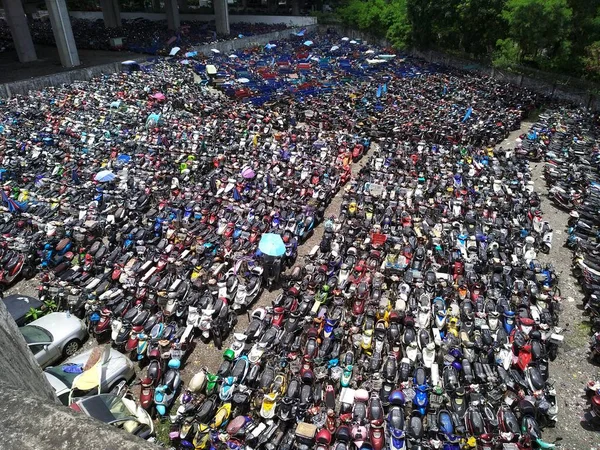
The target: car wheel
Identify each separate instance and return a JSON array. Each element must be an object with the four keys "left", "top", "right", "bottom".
[{"left": 62, "top": 339, "right": 81, "bottom": 358}]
